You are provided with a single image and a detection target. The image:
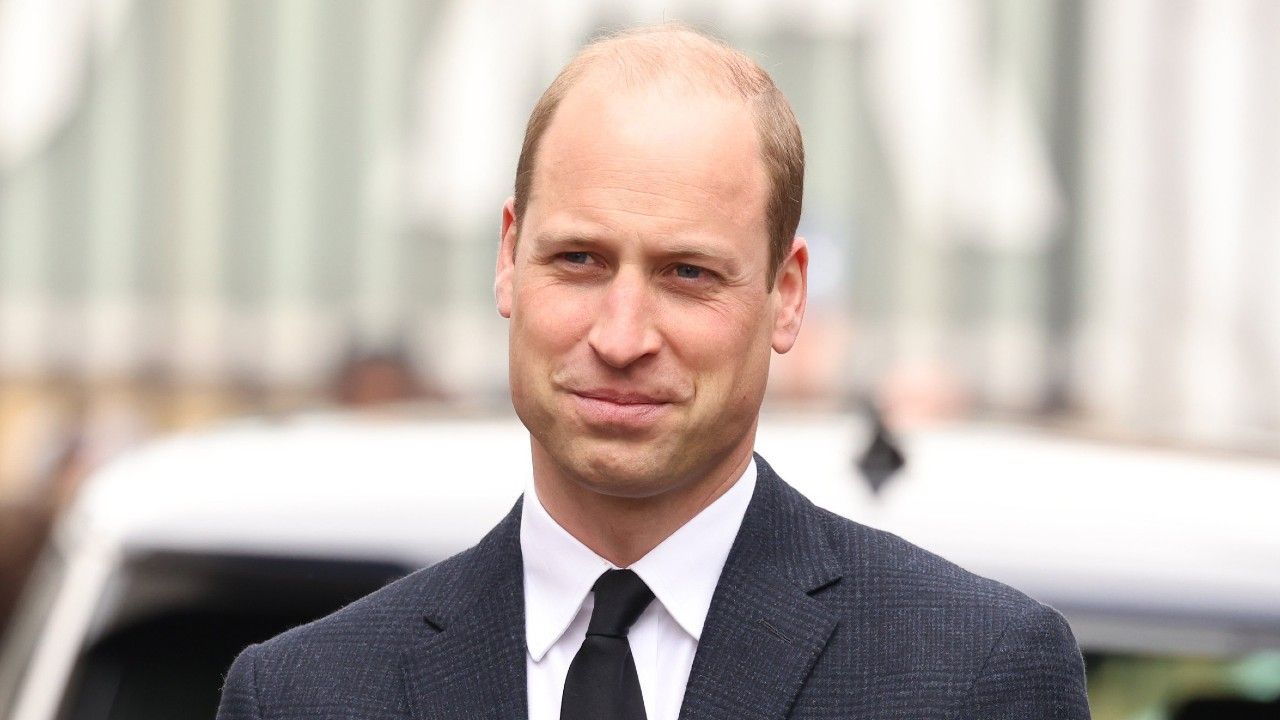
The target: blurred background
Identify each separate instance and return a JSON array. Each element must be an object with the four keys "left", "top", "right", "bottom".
[{"left": 0, "top": 0, "right": 1278, "bottom": 718}]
